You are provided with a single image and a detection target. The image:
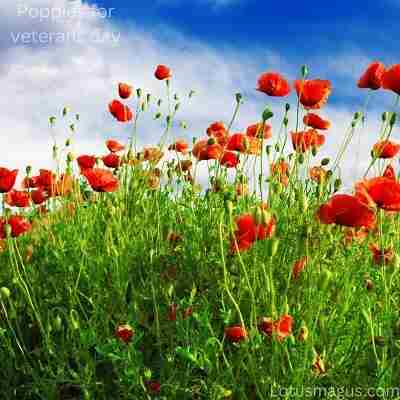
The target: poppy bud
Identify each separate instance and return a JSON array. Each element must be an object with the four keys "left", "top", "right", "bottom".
[
  {"left": 351, "top": 121, "right": 356, "bottom": 128},
  {"left": 180, "top": 121, "right": 188, "bottom": 129},
  {"left": 189, "top": 90, "right": 195, "bottom": 98},
  {"left": 326, "top": 169, "right": 333, "bottom": 179},
  {"left": 62, "top": 106, "right": 69, "bottom": 117},
  {"left": 298, "top": 153, "right": 304, "bottom": 164},
  {"left": 235, "top": 93, "right": 243, "bottom": 103},
  {"left": 49, "top": 116, "right": 56, "bottom": 125},
  {"left": 321, "top": 158, "right": 330, "bottom": 166},
  {"left": 157, "top": 98, "right": 162, "bottom": 107},
  {"left": 311, "top": 146, "right": 317, "bottom": 157},
  {"left": 76, "top": 114, "right": 80, "bottom": 121},
  {"left": 154, "top": 112, "right": 162, "bottom": 120},
  {"left": 364, "top": 278, "right": 374, "bottom": 291},
  {"left": 65, "top": 139, "right": 71, "bottom": 147},
  {"left": 69, "top": 124, "right": 75, "bottom": 132},
  {"left": 285, "top": 103, "right": 290, "bottom": 112},
  {"left": 174, "top": 103, "right": 180, "bottom": 112},
  {"left": 67, "top": 152, "right": 75, "bottom": 162},
  {"left": 353, "top": 111, "right": 362, "bottom": 121},
  {"left": 283, "top": 117, "right": 289, "bottom": 126},
  {"left": 54, "top": 315, "right": 62, "bottom": 331},
  {"left": 266, "top": 145, "right": 272, "bottom": 155},
  {"left": 334, "top": 178, "right": 342, "bottom": 192},
  {"left": 270, "top": 238, "right": 279, "bottom": 257},
  {"left": 382, "top": 111, "right": 389, "bottom": 122},
  {"left": 262, "top": 107, "right": 274, "bottom": 122},
  {"left": 4, "top": 224, "right": 12, "bottom": 238},
  {"left": 301, "top": 65, "right": 309, "bottom": 78},
  {"left": 0, "top": 286, "right": 10, "bottom": 299},
  {"left": 141, "top": 102, "right": 146, "bottom": 112},
  {"left": 26, "top": 165, "right": 32, "bottom": 175},
  {"left": 298, "top": 325, "right": 309, "bottom": 342},
  {"left": 390, "top": 112, "right": 397, "bottom": 126},
  {"left": 147, "top": 93, "right": 151, "bottom": 104},
  {"left": 166, "top": 115, "right": 172, "bottom": 125},
  {"left": 207, "top": 137, "right": 216, "bottom": 145},
  {"left": 275, "top": 144, "right": 280, "bottom": 152}
]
